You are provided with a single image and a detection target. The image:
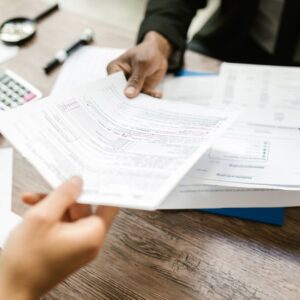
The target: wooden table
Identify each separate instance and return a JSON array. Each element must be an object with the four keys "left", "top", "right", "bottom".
[{"left": 1, "top": 1, "right": 300, "bottom": 299}]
